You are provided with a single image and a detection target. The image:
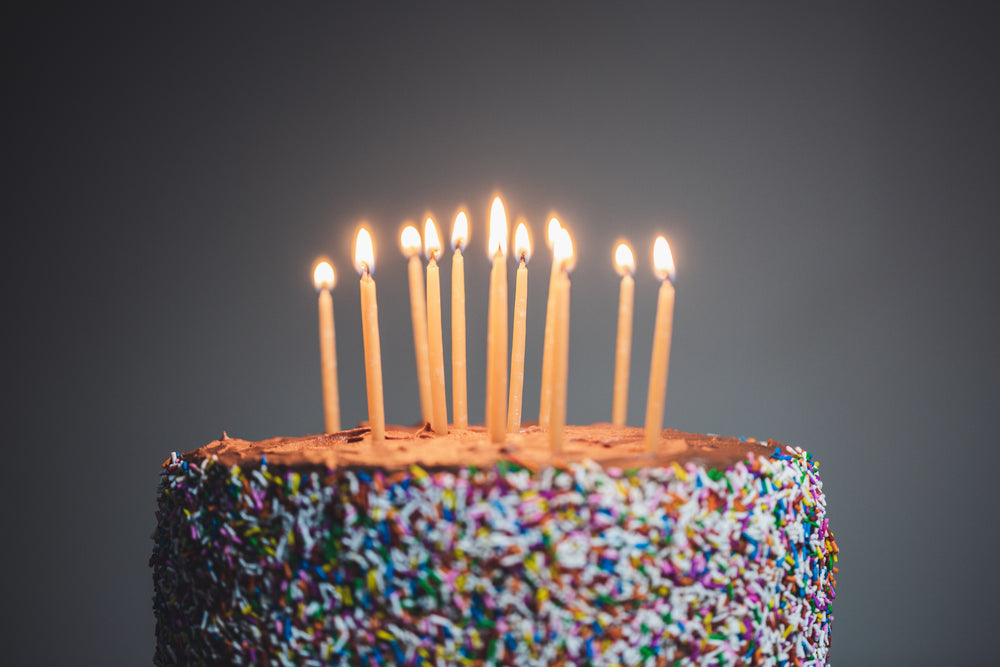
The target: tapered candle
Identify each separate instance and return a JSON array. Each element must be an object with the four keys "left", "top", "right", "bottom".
[
  {"left": 355, "top": 228, "right": 385, "bottom": 442},
  {"left": 644, "top": 236, "right": 676, "bottom": 453},
  {"left": 611, "top": 243, "right": 635, "bottom": 427},
  {"left": 424, "top": 217, "right": 448, "bottom": 434},
  {"left": 401, "top": 225, "right": 433, "bottom": 425},
  {"left": 549, "top": 228, "right": 575, "bottom": 453},
  {"left": 486, "top": 196, "right": 508, "bottom": 443},
  {"left": 507, "top": 220, "right": 531, "bottom": 433},
  {"left": 313, "top": 259, "right": 340, "bottom": 433},
  {"left": 538, "top": 217, "right": 563, "bottom": 428},
  {"left": 450, "top": 212, "right": 469, "bottom": 428}
]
